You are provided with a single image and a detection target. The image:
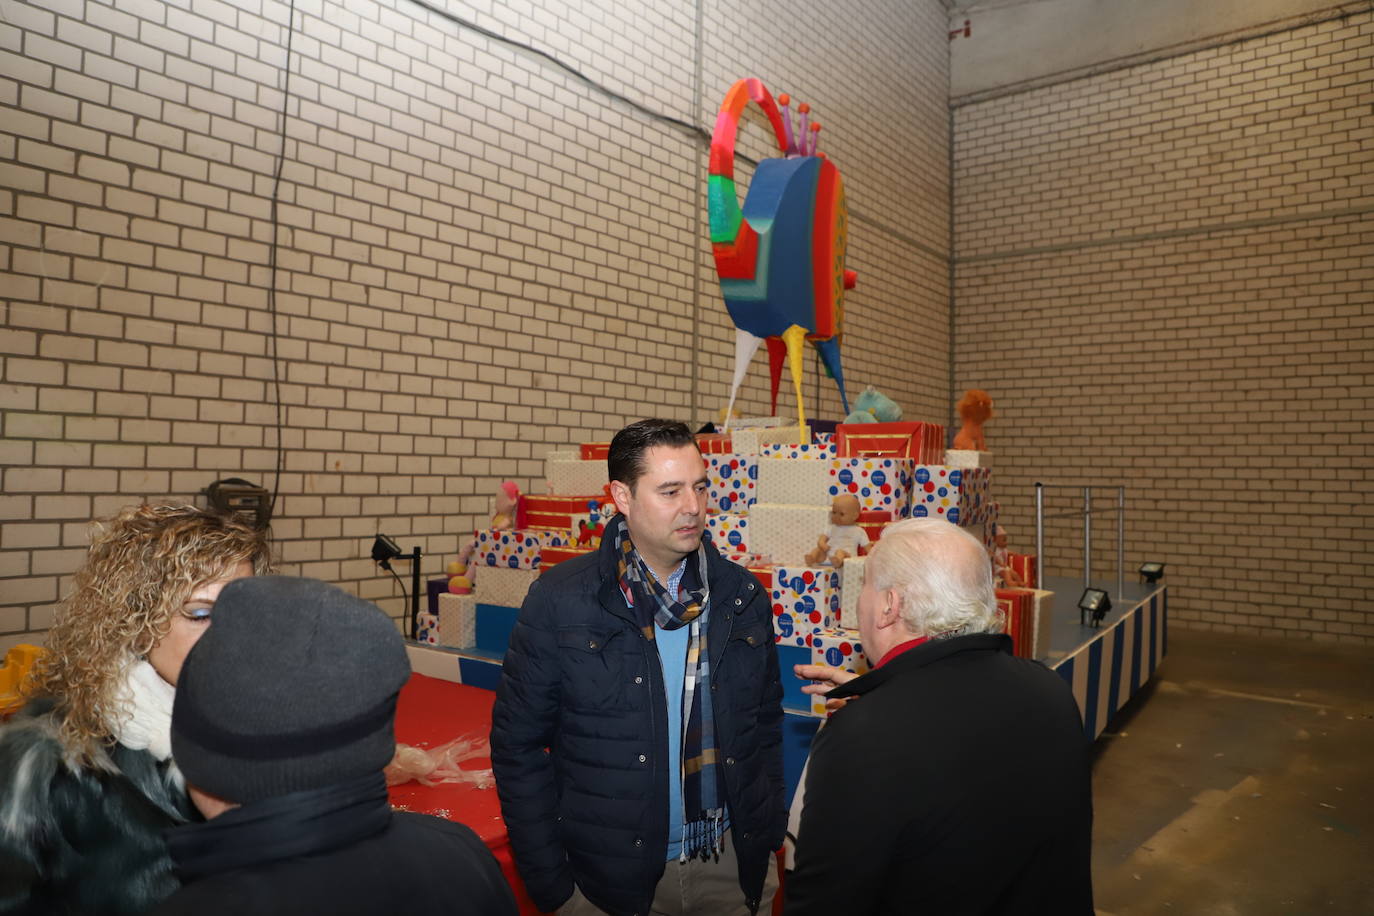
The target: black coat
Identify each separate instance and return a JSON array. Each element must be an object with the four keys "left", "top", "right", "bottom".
[
  {"left": 0, "top": 706, "right": 194, "bottom": 916},
  {"left": 150, "top": 811, "right": 517, "bottom": 916},
  {"left": 784, "top": 634, "right": 1094, "bottom": 915},
  {"left": 490, "top": 532, "right": 787, "bottom": 916}
]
